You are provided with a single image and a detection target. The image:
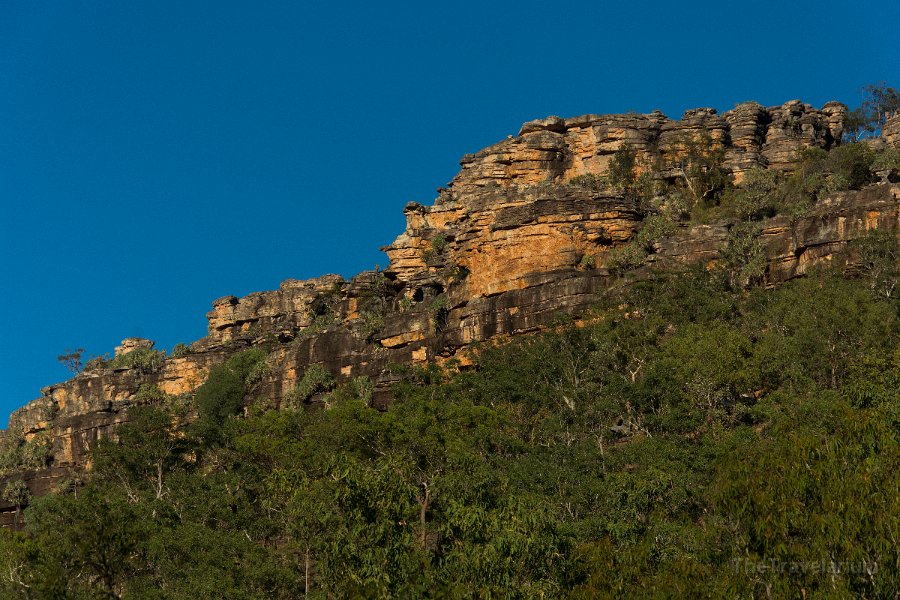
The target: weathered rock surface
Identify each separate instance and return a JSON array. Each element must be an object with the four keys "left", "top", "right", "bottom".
[
  {"left": 454, "top": 100, "right": 844, "bottom": 194},
  {"left": 3, "top": 99, "right": 898, "bottom": 527},
  {"left": 114, "top": 337, "right": 154, "bottom": 358},
  {"left": 884, "top": 112, "right": 900, "bottom": 148}
]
